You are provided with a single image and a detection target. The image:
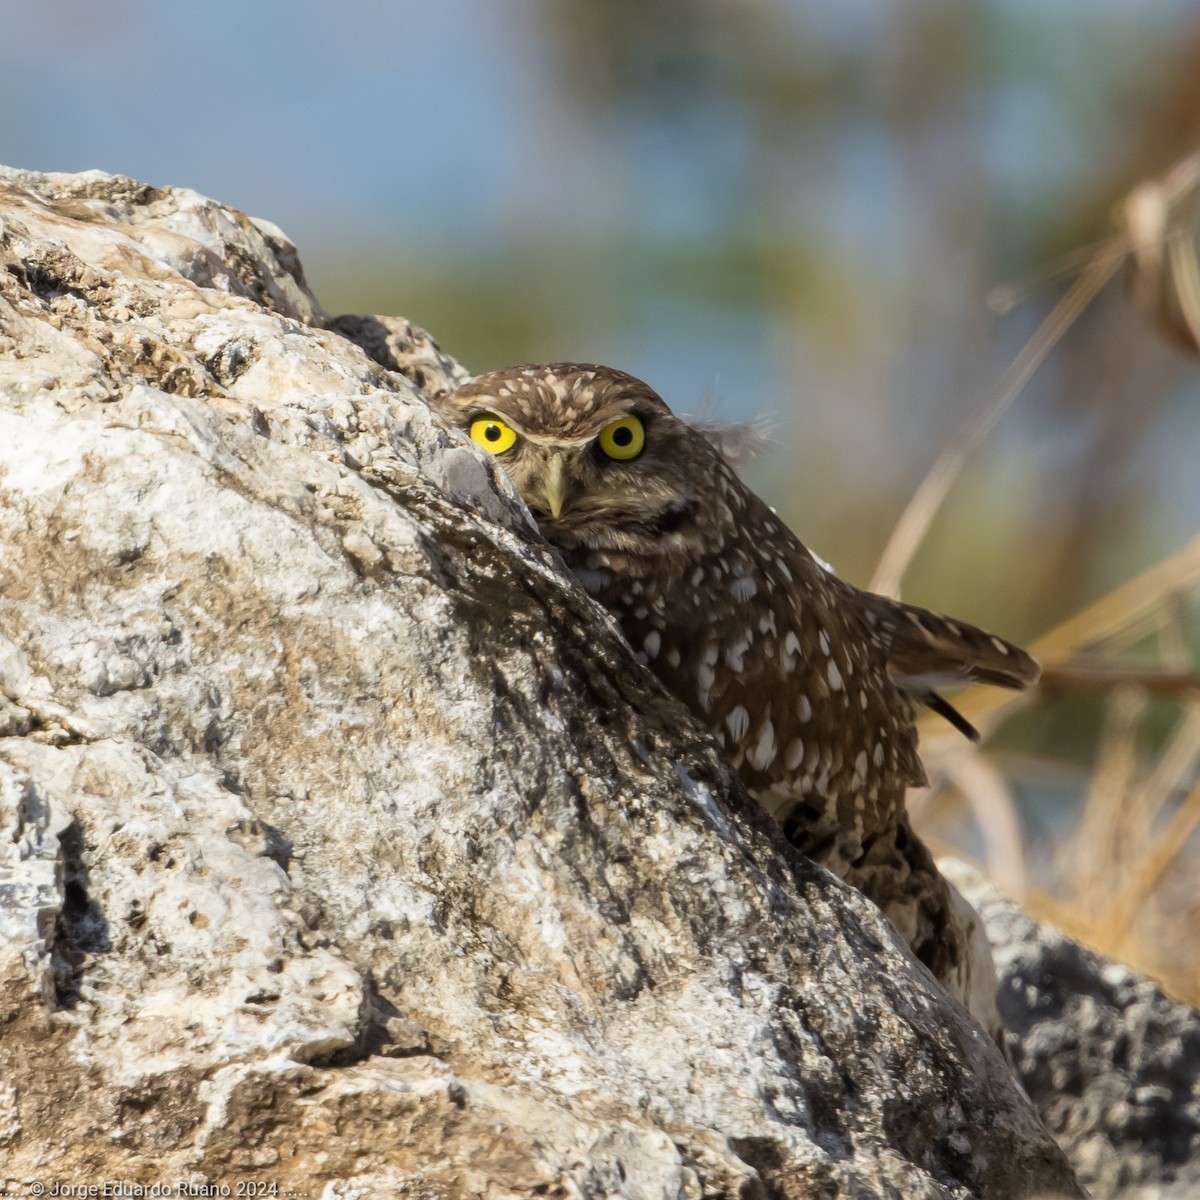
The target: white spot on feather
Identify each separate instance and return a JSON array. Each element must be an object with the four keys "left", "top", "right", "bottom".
[
  {"left": 827, "top": 661, "right": 843, "bottom": 691},
  {"left": 643, "top": 631, "right": 661, "bottom": 659},
  {"left": 797, "top": 695, "right": 813, "bottom": 722},
  {"left": 747, "top": 720, "right": 777, "bottom": 771},
  {"left": 725, "top": 634, "right": 752, "bottom": 672},
  {"left": 731, "top": 576, "right": 758, "bottom": 602},
  {"left": 784, "top": 738, "right": 804, "bottom": 770},
  {"left": 725, "top": 705, "right": 750, "bottom": 742},
  {"left": 853, "top": 750, "right": 868, "bottom": 784}
]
